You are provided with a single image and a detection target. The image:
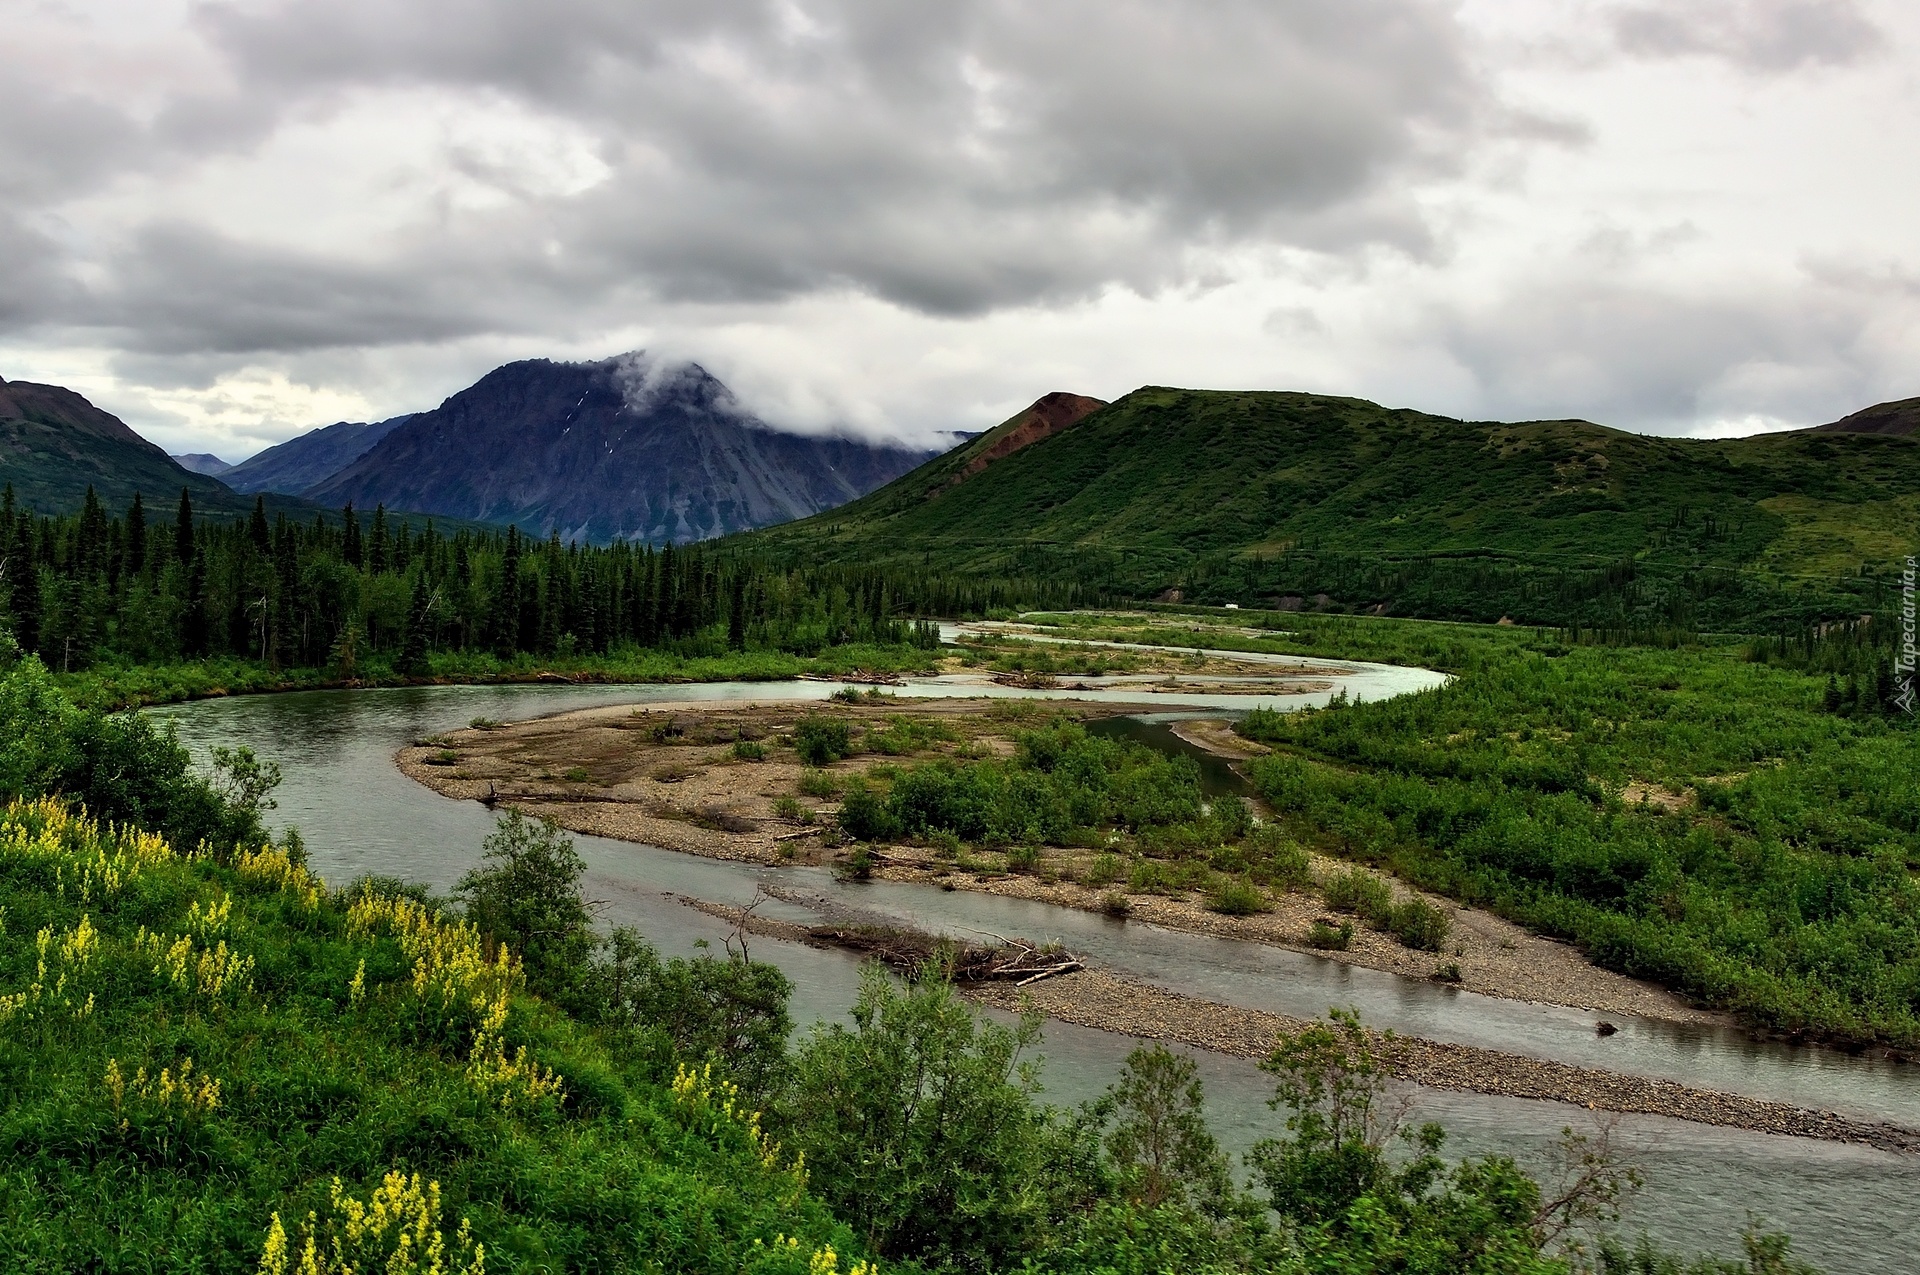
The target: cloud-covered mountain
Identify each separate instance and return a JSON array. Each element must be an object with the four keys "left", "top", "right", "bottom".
[
  {"left": 306, "top": 356, "right": 944, "bottom": 543},
  {"left": 222, "top": 414, "right": 413, "bottom": 495}
]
